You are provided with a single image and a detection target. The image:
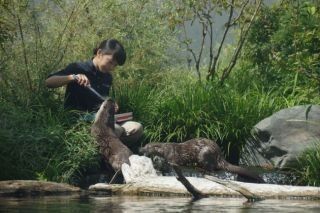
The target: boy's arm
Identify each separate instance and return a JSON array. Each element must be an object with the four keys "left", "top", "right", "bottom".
[
  {"left": 45, "top": 75, "right": 75, "bottom": 88},
  {"left": 45, "top": 63, "right": 90, "bottom": 88},
  {"left": 45, "top": 73, "right": 90, "bottom": 88}
]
